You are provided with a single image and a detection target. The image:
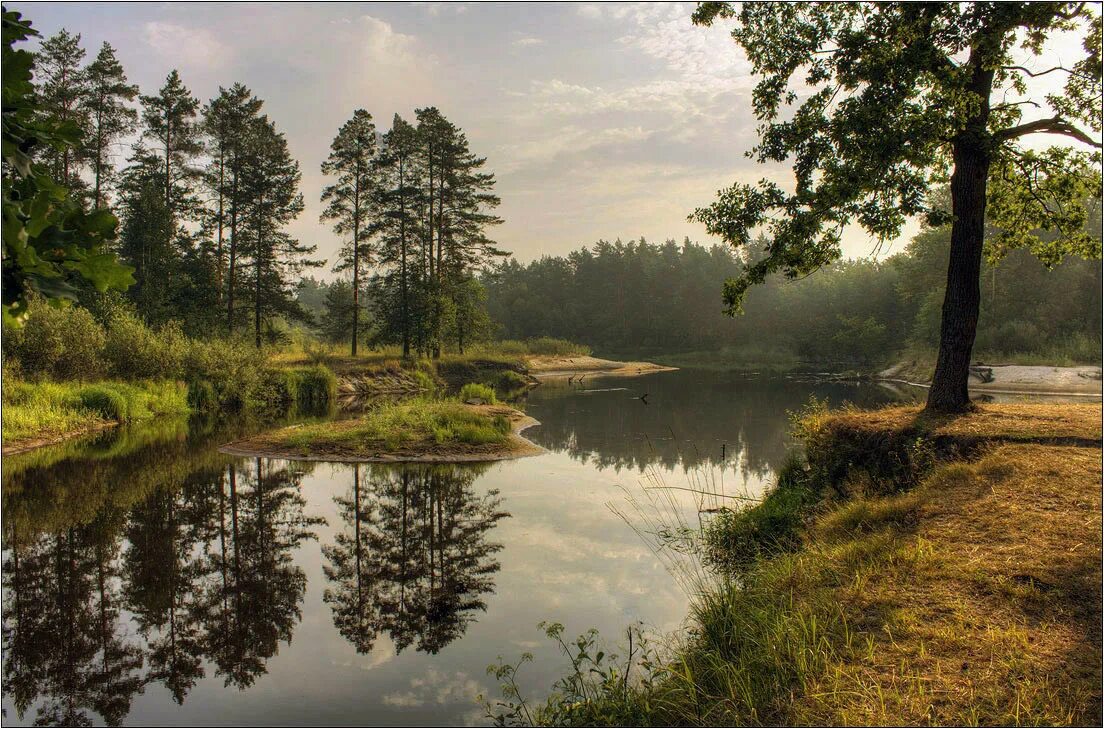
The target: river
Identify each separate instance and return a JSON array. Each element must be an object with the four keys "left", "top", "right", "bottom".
[{"left": 1, "top": 370, "right": 920, "bottom": 726}]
